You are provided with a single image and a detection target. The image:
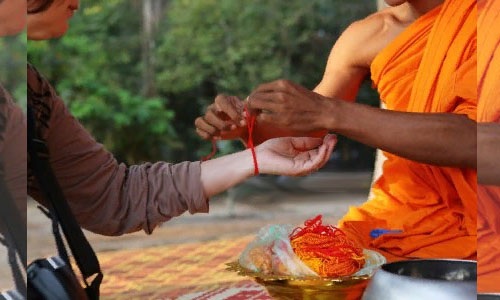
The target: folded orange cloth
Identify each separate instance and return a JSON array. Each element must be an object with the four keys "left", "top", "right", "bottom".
[
  {"left": 339, "top": 0, "right": 477, "bottom": 262},
  {"left": 477, "top": 0, "right": 500, "bottom": 293}
]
